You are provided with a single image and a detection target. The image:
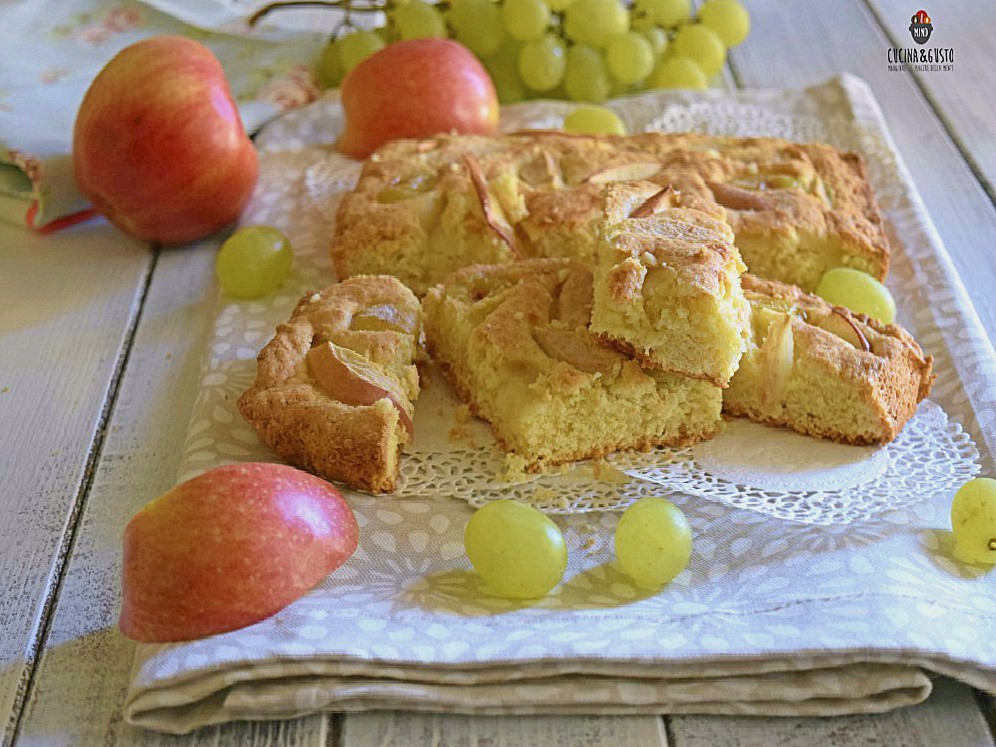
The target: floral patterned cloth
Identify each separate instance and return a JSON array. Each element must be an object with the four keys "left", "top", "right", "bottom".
[{"left": 0, "top": 0, "right": 327, "bottom": 231}]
